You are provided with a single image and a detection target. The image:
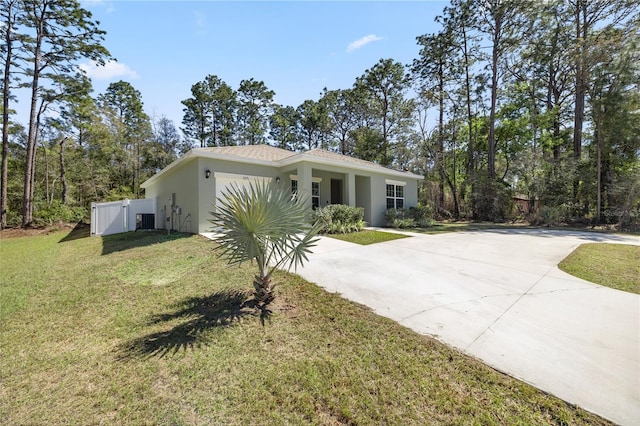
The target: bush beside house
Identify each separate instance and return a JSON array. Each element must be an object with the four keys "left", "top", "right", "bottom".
[
  {"left": 385, "top": 204, "right": 434, "bottom": 229},
  {"left": 313, "top": 205, "right": 365, "bottom": 234}
]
